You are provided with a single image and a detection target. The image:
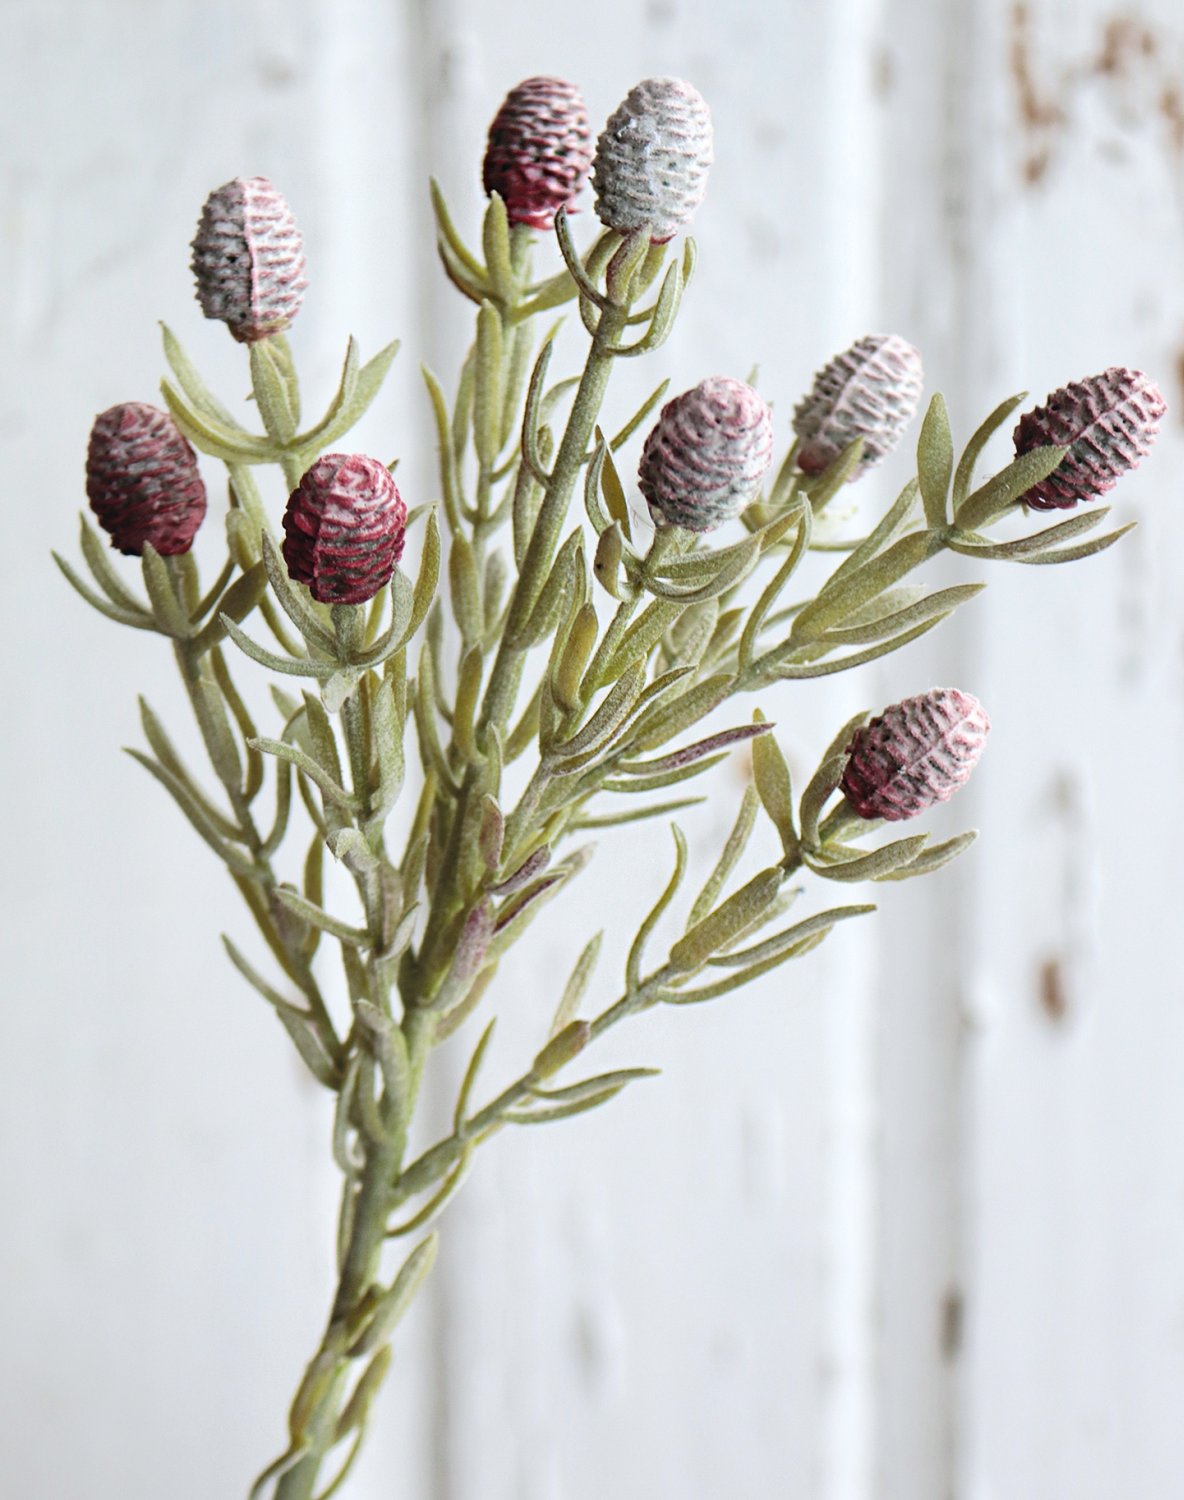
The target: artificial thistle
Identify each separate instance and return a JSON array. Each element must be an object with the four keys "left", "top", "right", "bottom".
[{"left": 56, "top": 71, "right": 1163, "bottom": 1500}]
